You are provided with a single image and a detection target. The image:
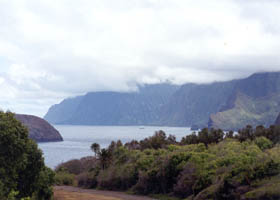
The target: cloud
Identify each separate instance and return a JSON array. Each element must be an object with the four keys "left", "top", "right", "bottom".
[{"left": 0, "top": 0, "right": 280, "bottom": 116}]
